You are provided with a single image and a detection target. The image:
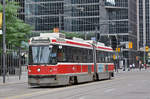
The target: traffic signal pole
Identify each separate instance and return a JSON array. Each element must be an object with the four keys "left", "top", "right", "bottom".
[
  {"left": 2, "top": 0, "right": 6, "bottom": 83},
  {"left": 117, "top": 35, "right": 118, "bottom": 72},
  {"left": 115, "top": 34, "right": 118, "bottom": 72}
]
